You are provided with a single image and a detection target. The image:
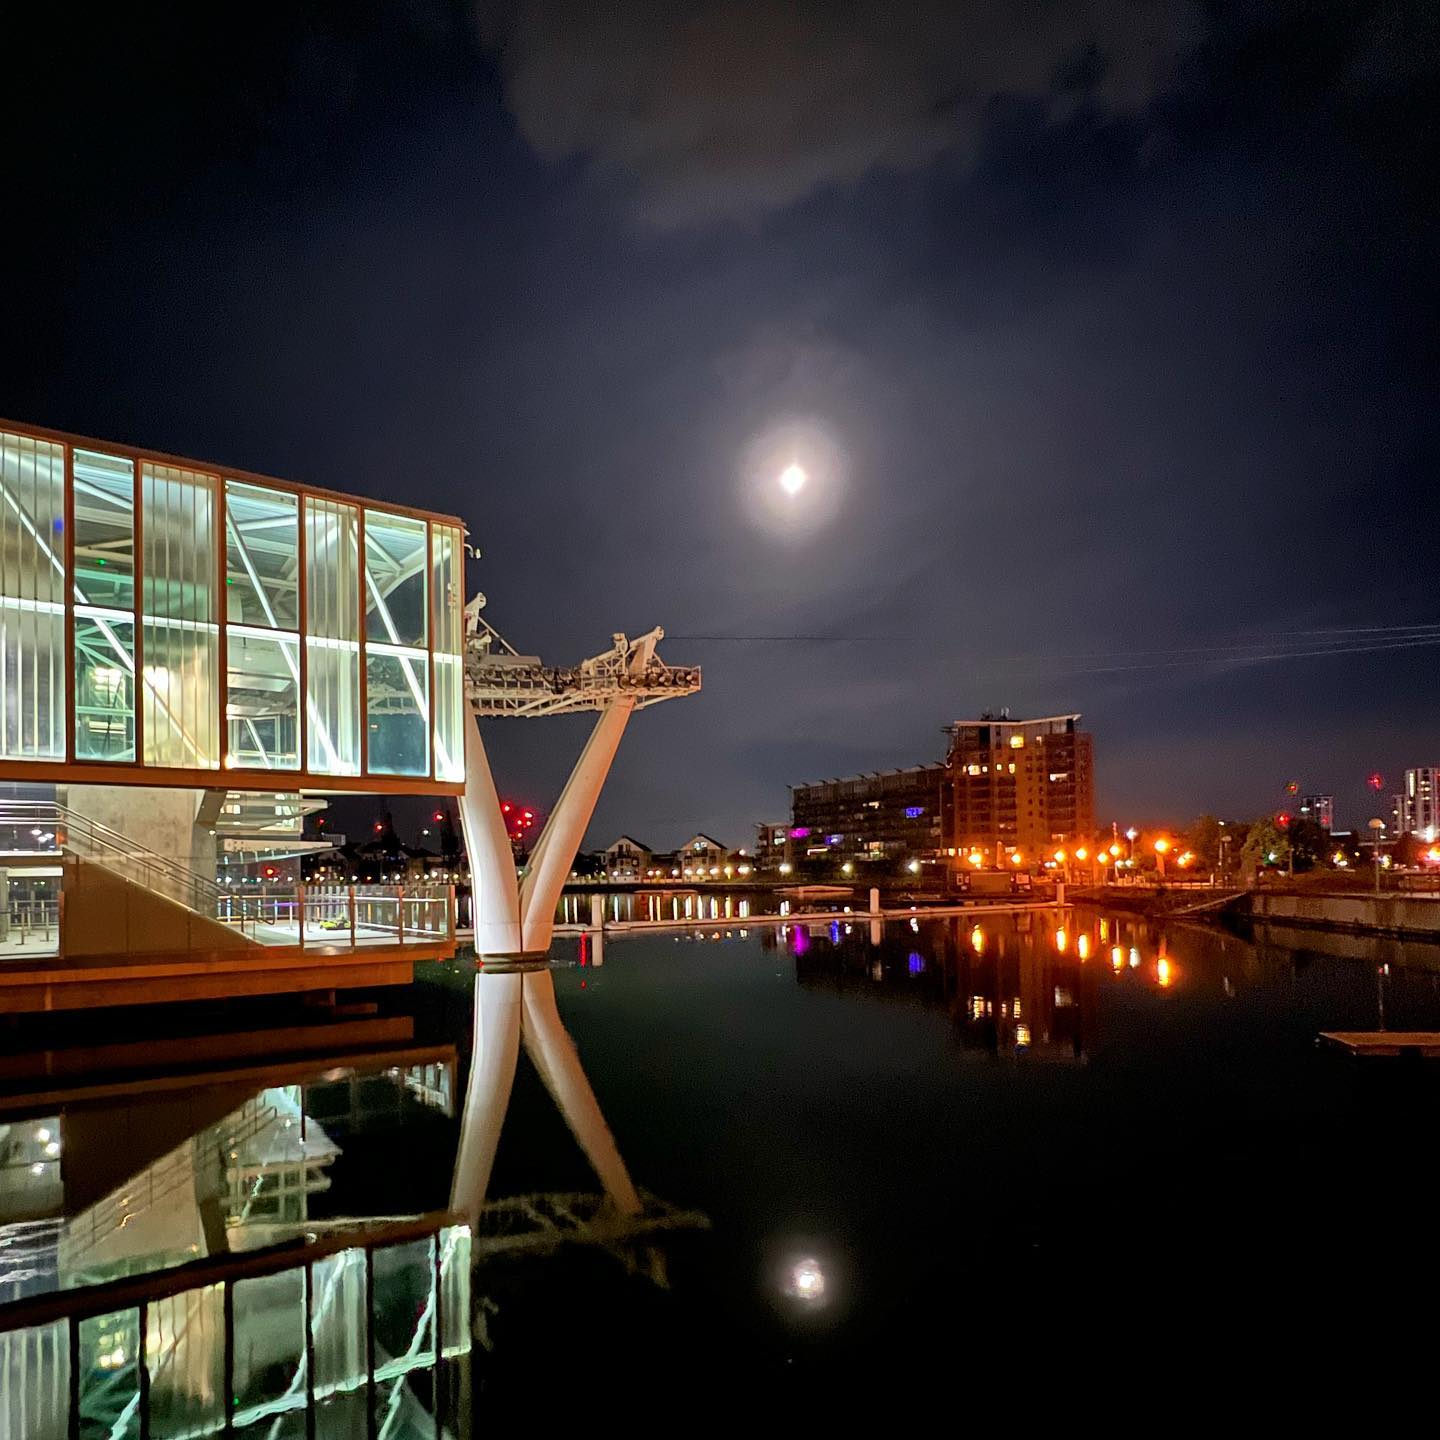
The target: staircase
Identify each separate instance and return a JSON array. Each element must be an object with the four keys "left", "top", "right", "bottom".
[
  {"left": 0, "top": 798, "right": 227, "bottom": 919},
  {"left": 0, "top": 798, "right": 259, "bottom": 959}
]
